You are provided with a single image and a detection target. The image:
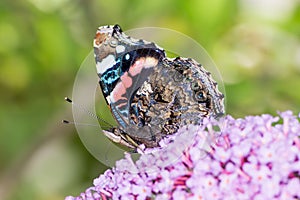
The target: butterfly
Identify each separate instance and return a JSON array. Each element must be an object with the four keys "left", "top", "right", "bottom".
[{"left": 93, "top": 24, "right": 224, "bottom": 149}]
